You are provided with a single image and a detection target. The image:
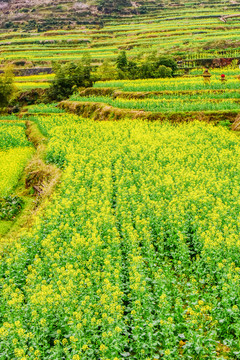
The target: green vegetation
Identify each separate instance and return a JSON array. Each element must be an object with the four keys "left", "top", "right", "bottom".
[
  {"left": 27, "top": 103, "right": 65, "bottom": 114},
  {"left": 67, "top": 72, "right": 240, "bottom": 113},
  {"left": 0, "top": 122, "right": 30, "bottom": 150},
  {"left": 94, "top": 75, "right": 240, "bottom": 91},
  {"left": 115, "top": 51, "right": 176, "bottom": 79},
  {"left": 17, "top": 82, "right": 50, "bottom": 91},
  {"left": 0, "top": 196, "right": 24, "bottom": 221},
  {"left": 0, "top": 122, "right": 34, "bottom": 196},
  {"left": 0, "top": 220, "right": 12, "bottom": 236},
  {"left": 47, "top": 59, "right": 93, "bottom": 100},
  {"left": 0, "top": 119, "right": 33, "bottom": 245},
  {"left": 0, "top": 113, "right": 240, "bottom": 359},
  {"left": 0, "top": 68, "right": 16, "bottom": 108},
  {"left": 1, "top": 2, "right": 240, "bottom": 359},
  {"left": 1, "top": 2, "right": 240, "bottom": 71}
]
